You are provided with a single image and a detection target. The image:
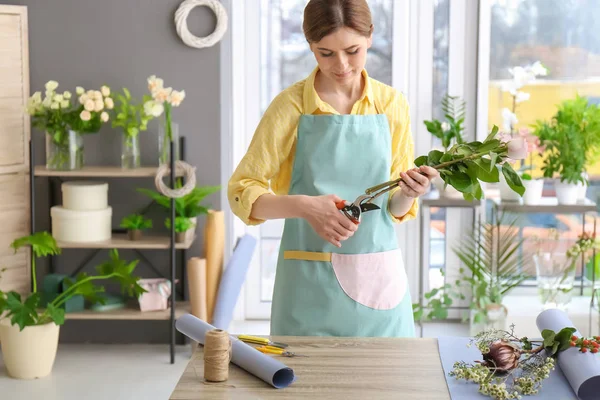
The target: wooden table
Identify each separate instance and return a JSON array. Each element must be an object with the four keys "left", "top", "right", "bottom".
[{"left": 169, "top": 336, "right": 451, "bottom": 399}]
